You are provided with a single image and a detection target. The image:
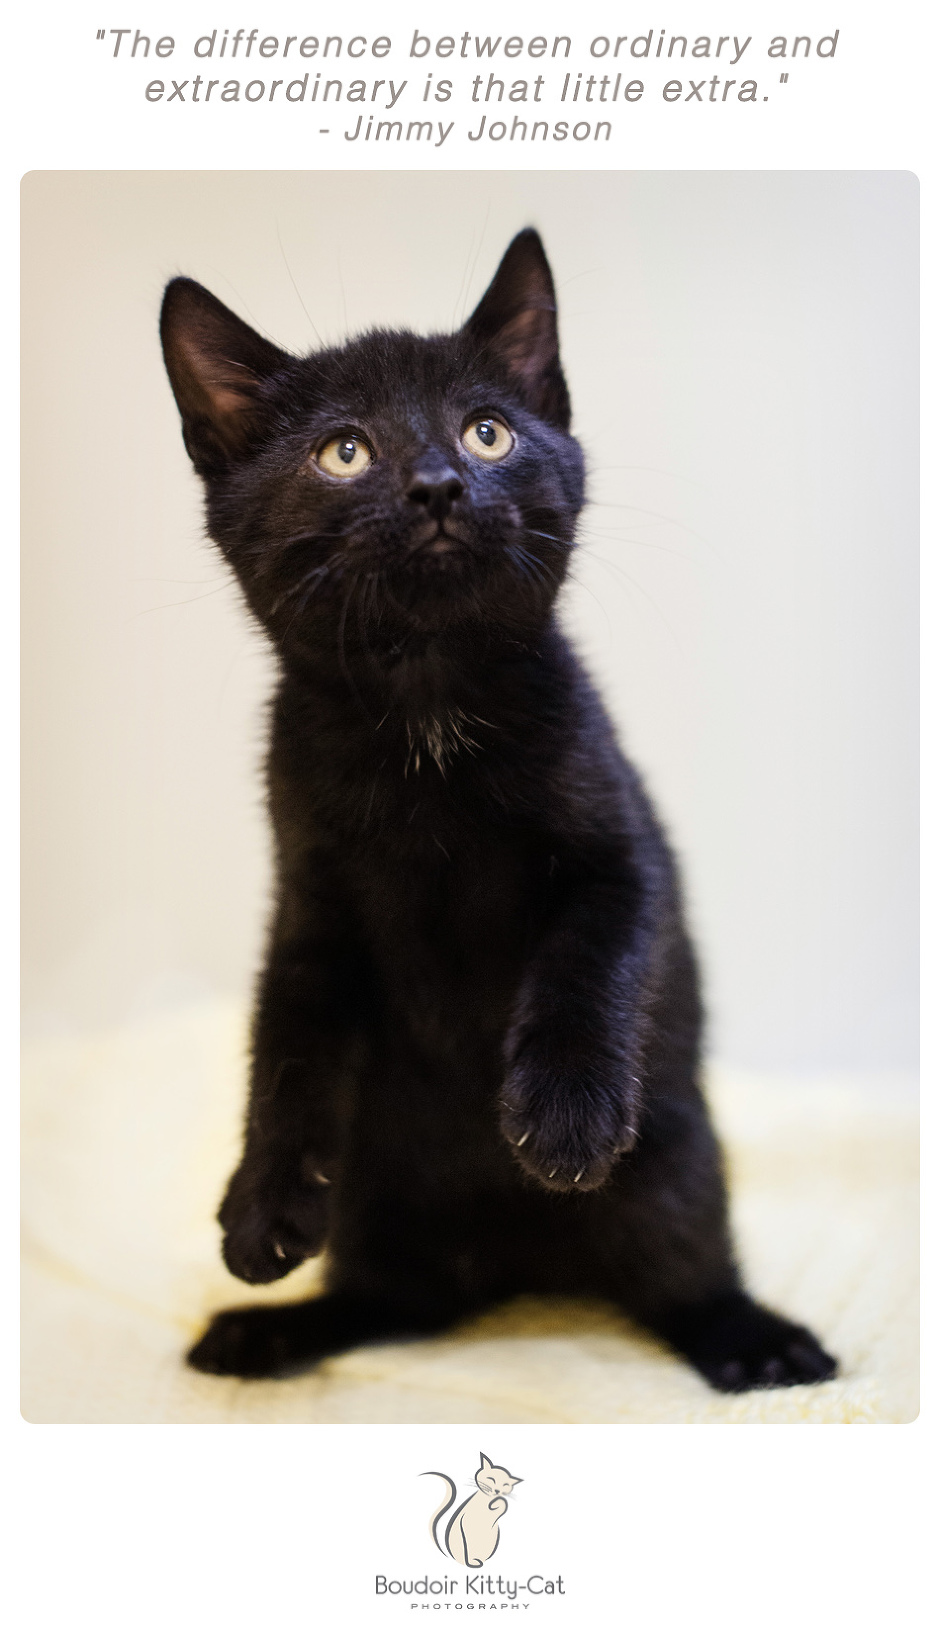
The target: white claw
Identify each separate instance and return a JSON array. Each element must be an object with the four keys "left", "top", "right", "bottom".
[
  {"left": 574, "top": 1169, "right": 585, "bottom": 1183},
  {"left": 548, "top": 1169, "right": 557, "bottom": 1179},
  {"left": 314, "top": 1170, "right": 332, "bottom": 1185},
  {"left": 516, "top": 1131, "right": 531, "bottom": 1148},
  {"left": 273, "top": 1241, "right": 286, "bottom": 1259}
]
